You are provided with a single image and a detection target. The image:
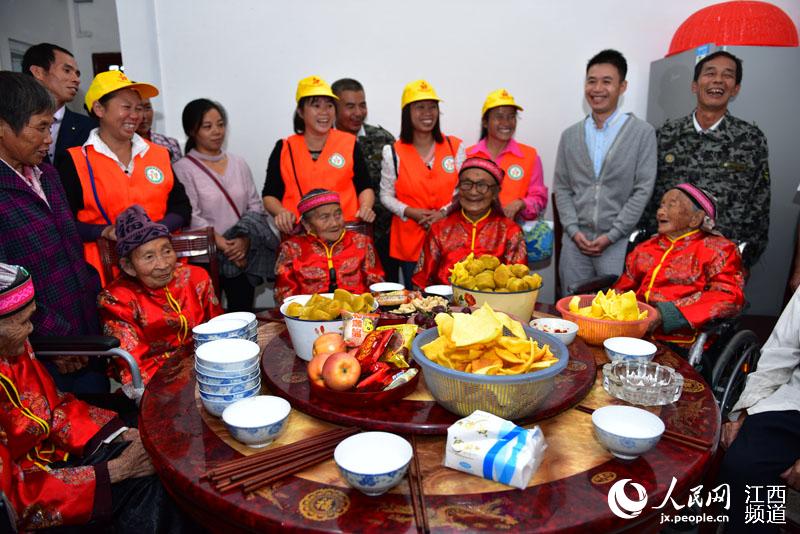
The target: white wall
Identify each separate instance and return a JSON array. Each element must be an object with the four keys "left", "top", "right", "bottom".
[
  {"left": 115, "top": 0, "right": 799, "bottom": 305},
  {"left": 0, "top": 0, "right": 121, "bottom": 112}
]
